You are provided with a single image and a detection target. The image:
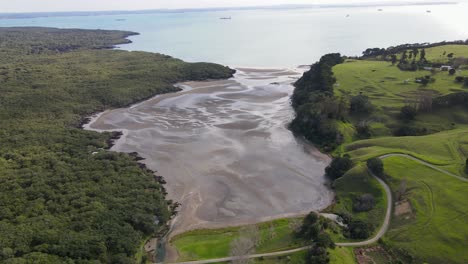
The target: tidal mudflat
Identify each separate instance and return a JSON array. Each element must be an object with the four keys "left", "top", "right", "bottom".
[{"left": 85, "top": 68, "right": 333, "bottom": 234}]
